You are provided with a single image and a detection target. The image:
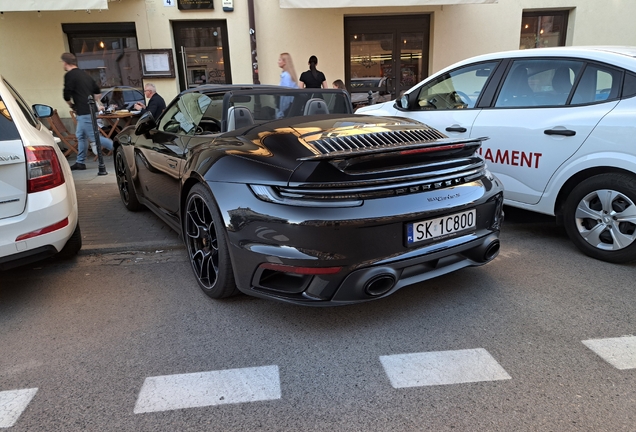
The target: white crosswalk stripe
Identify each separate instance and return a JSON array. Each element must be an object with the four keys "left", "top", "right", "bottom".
[
  {"left": 133, "top": 365, "right": 281, "bottom": 414},
  {"left": 0, "top": 388, "right": 38, "bottom": 428},
  {"left": 380, "top": 348, "right": 512, "bottom": 388},
  {"left": 582, "top": 335, "right": 636, "bottom": 370}
]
